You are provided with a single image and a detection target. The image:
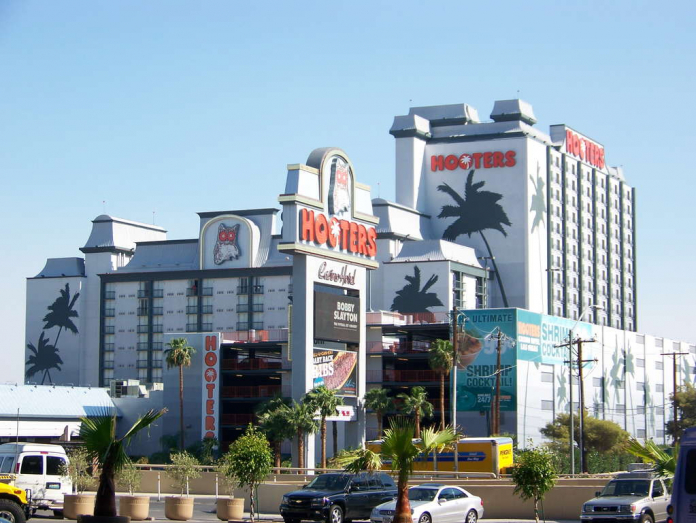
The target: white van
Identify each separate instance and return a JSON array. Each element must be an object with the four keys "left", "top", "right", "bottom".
[
  {"left": 0, "top": 443, "right": 72, "bottom": 513},
  {"left": 667, "top": 426, "right": 696, "bottom": 523}
]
